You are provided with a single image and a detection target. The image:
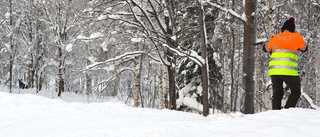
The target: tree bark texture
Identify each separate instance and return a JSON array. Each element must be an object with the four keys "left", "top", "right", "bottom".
[
  {"left": 243, "top": 0, "right": 257, "bottom": 114},
  {"left": 159, "top": 64, "right": 164, "bottom": 110},
  {"left": 9, "top": 0, "right": 13, "bottom": 93},
  {"left": 134, "top": 43, "right": 141, "bottom": 107},
  {"left": 199, "top": 1, "right": 209, "bottom": 116}
]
